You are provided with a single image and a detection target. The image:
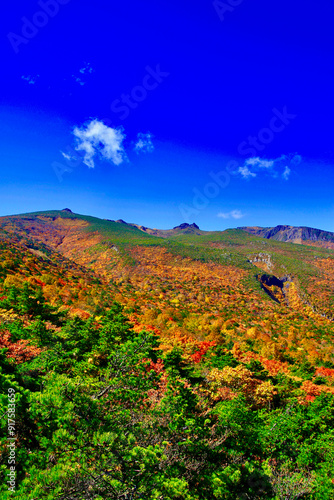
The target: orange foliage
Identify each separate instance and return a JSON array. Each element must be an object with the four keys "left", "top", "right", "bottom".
[
  {"left": 299, "top": 380, "right": 334, "bottom": 403},
  {"left": 190, "top": 341, "right": 216, "bottom": 363},
  {"left": 316, "top": 367, "right": 334, "bottom": 378},
  {"left": 0, "top": 331, "right": 41, "bottom": 363},
  {"left": 68, "top": 308, "right": 91, "bottom": 320}
]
